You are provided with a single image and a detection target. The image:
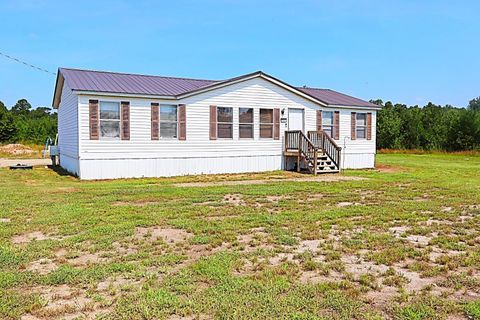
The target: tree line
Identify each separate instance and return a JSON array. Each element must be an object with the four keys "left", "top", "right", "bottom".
[
  {"left": 373, "top": 97, "right": 480, "bottom": 151},
  {"left": 0, "top": 97, "right": 479, "bottom": 151},
  {"left": 0, "top": 99, "right": 57, "bottom": 145}
]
